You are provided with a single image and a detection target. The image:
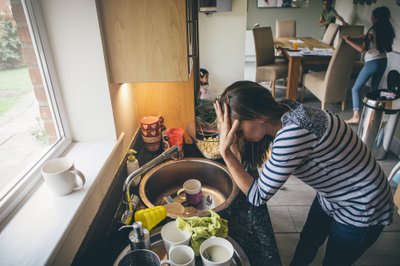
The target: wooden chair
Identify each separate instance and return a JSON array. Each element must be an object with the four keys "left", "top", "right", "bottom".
[
  {"left": 276, "top": 19, "right": 296, "bottom": 37},
  {"left": 322, "top": 23, "right": 340, "bottom": 46},
  {"left": 302, "top": 39, "right": 359, "bottom": 110},
  {"left": 338, "top": 25, "right": 365, "bottom": 77},
  {"left": 338, "top": 25, "right": 364, "bottom": 39},
  {"left": 253, "top": 26, "right": 288, "bottom": 97}
]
